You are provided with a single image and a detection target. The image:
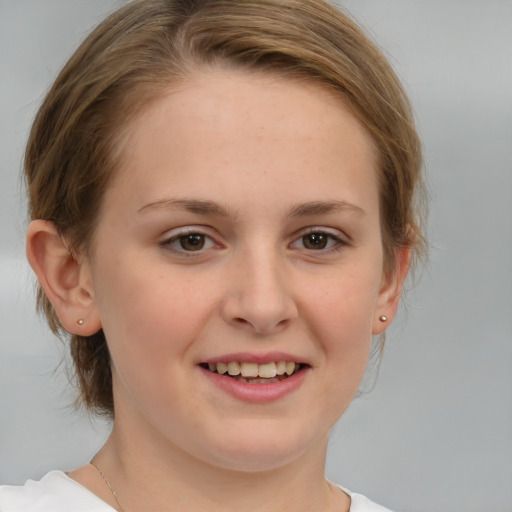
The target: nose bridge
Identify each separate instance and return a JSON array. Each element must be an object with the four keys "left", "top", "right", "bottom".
[{"left": 222, "top": 238, "right": 297, "bottom": 334}]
